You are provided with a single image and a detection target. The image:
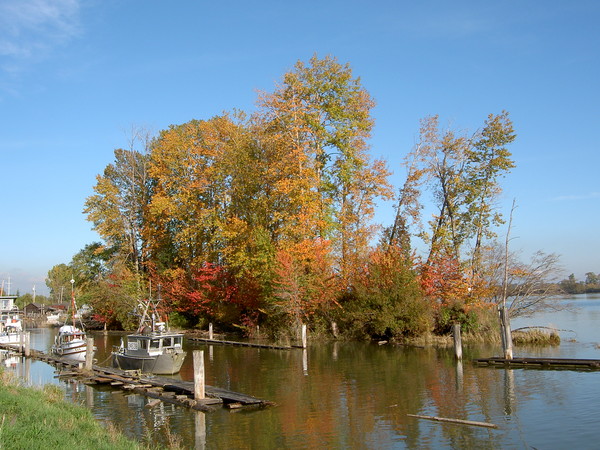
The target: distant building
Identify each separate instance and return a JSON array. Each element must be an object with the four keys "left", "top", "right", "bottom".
[{"left": 24, "top": 303, "right": 46, "bottom": 316}]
